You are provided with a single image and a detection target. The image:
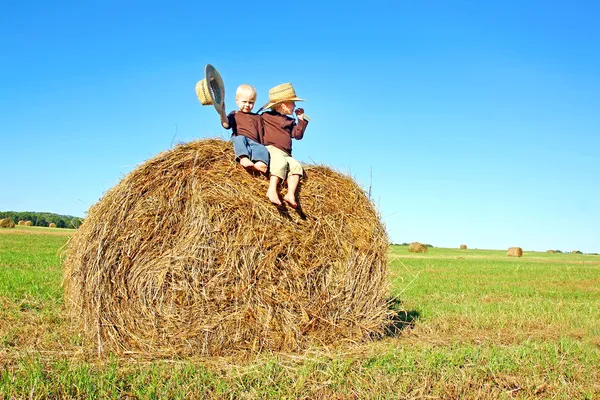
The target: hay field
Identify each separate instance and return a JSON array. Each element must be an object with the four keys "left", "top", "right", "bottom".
[{"left": 1, "top": 228, "right": 600, "bottom": 399}]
